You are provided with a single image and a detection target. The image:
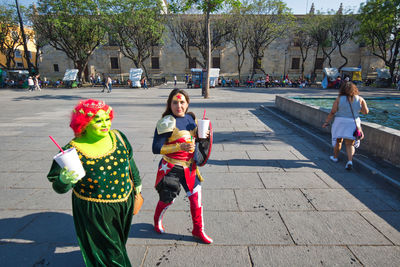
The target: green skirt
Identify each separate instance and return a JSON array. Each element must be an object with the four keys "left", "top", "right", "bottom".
[{"left": 72, "top": 193, "right": 134, "bottom": 267}]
